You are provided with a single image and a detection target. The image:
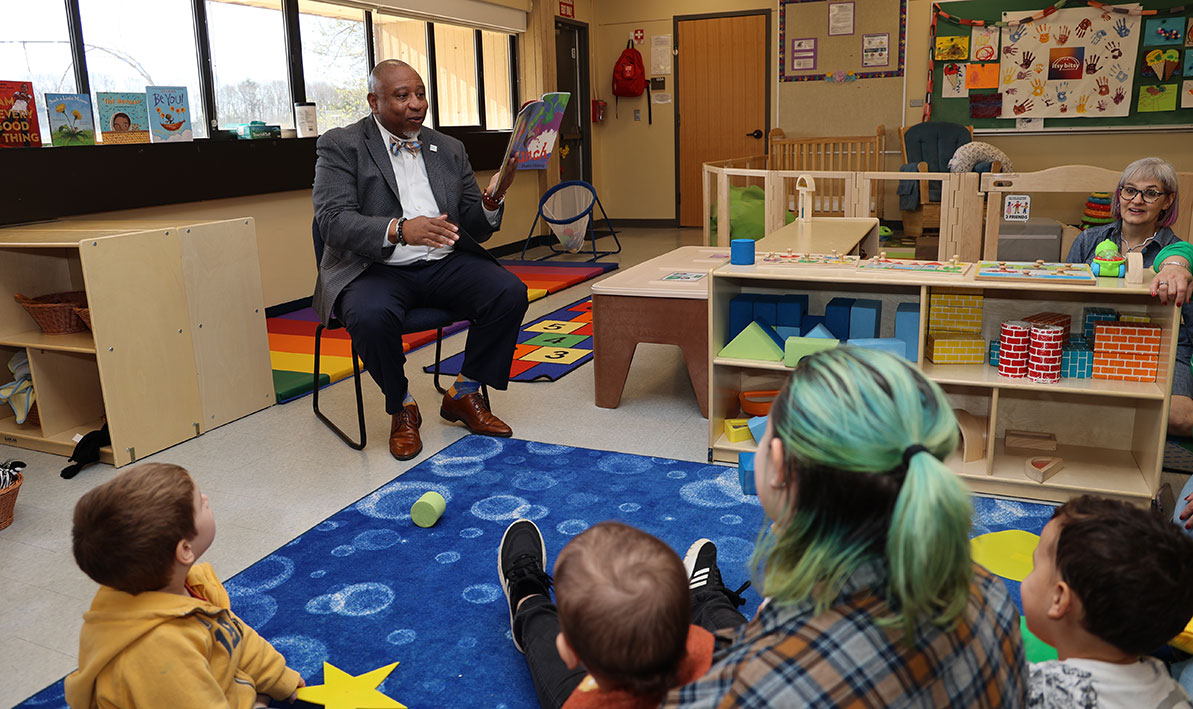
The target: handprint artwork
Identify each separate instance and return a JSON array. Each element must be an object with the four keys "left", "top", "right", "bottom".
[
  {"left": 1075, "top": 18, "right": 1092, "bottom": 37},
  {"left": 1054, "top": 82, "right": 1070, "bottom": 103},
  {"left": 1086, "top": 54, "right": 1101, "bottom": 75},
  {"left": 1113, "top": 18, "right": 1131, "bottom": 38},
  {"left": 1105, "top": 41, "right": 1122, "bottom": 59},
  {"left": 1096, "top": 77, "right": 1109, "bottom": 95},
  {"left": 1014, "top": 99, "right": 1034, "bottom": 115},
  {"left": 1056, "top": 26, "right": 1071, "bottom": 45},
  {"left": 1019, "top": 50, "right": 1034, "bottom": 69},
  {"left": 1031, "top": 78, "right": 1047, "bottom": 96},
  {"left": 1090, "top": 29, "right": 1107, "bottom": 45},
  {"left": 1076, "top": 94, "right": 1089, "bottom": 113},
  {"left": 1035, "top": 23, "right": 1050, "bottom": 43}
]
